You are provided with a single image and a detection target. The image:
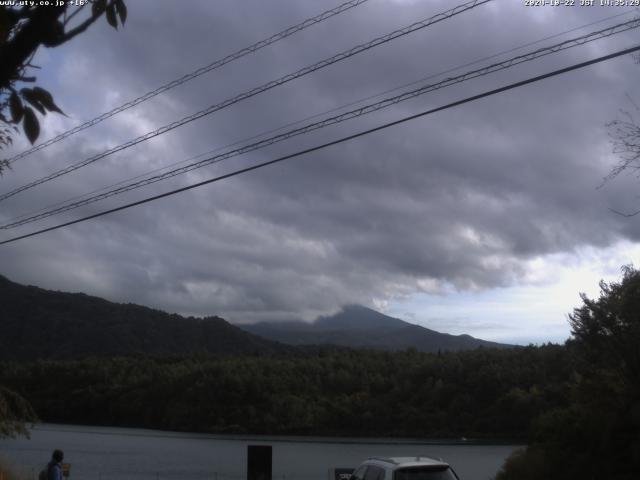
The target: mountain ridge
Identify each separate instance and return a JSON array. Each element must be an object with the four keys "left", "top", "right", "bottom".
[
  {"left": 241, "top": 304, "right": 511, "bottom": 352},
  {"left": 0, "top": 275, "right": 510, "bottom": 359},
  {"left": 0, "top": 274, "right": 287, "bottom": 360}
]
